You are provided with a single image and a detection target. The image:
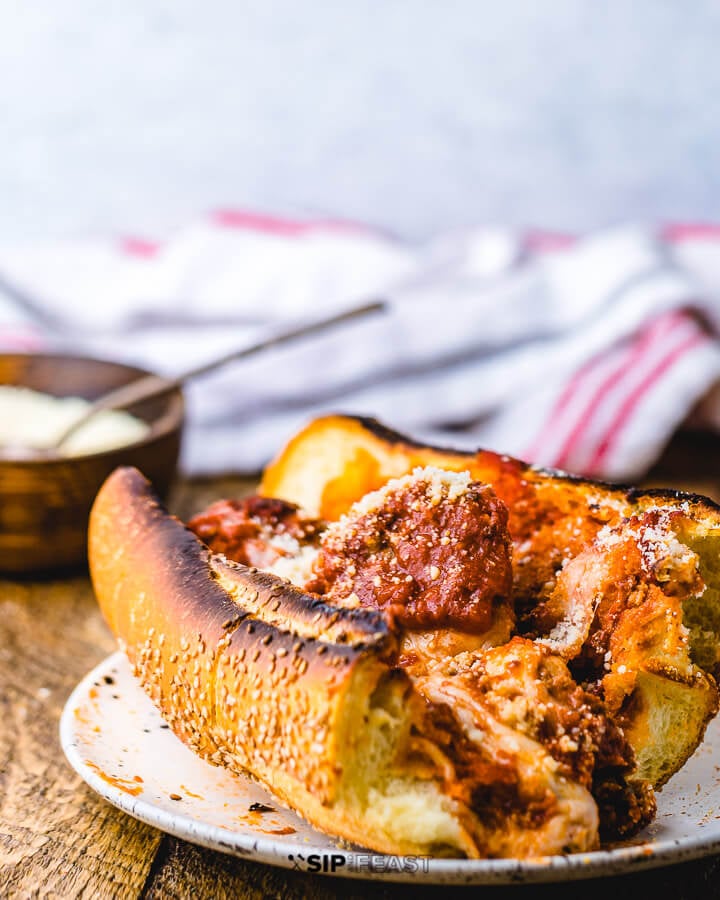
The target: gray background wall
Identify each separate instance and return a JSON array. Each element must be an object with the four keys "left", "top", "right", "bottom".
[{"left": 1, "top": 1, "right": 718, "bottom": 241}]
